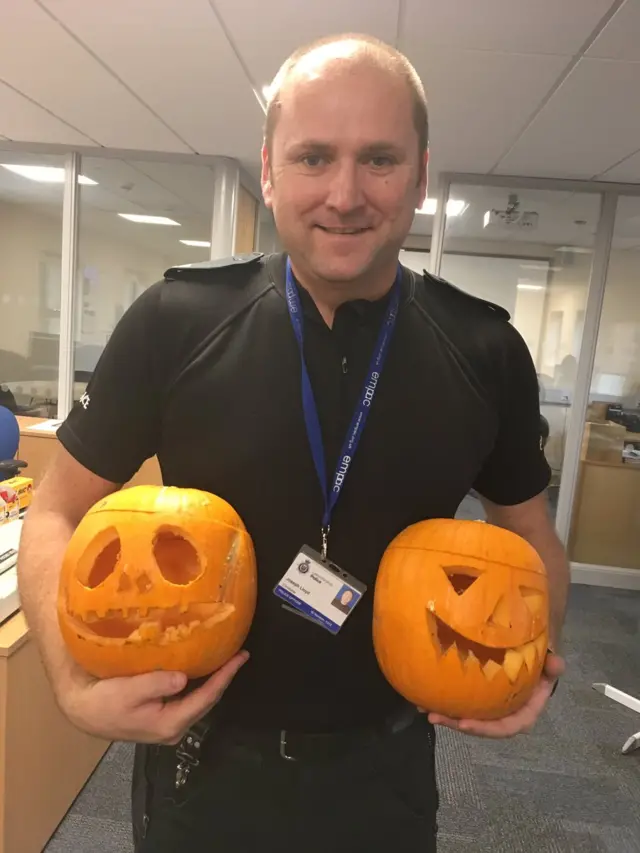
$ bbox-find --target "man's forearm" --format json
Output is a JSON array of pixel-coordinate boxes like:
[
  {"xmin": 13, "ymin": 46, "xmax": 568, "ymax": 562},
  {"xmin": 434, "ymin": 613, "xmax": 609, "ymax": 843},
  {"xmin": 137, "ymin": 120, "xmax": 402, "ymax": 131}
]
[
  {"xmin": 17, "ymin": 509, "xmax": 88, "ymax": 707},
  {"xmin": 521, "ymin": 525, "xmax": 569, "ymax": 651},
  {"xmin": 482, "ymin": 494, "xmax": 570, "ymax": 651}
]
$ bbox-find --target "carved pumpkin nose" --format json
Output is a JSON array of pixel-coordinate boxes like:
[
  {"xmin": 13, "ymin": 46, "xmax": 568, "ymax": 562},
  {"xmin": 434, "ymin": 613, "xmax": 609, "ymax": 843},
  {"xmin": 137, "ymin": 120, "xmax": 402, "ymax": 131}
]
[
  {"xmin": 373, "ymin": 518, "xmax": 549, "ymax": 721},
  {"xmin": 116, "ymin": 571, "xmax": 133, "ymax": 594}
]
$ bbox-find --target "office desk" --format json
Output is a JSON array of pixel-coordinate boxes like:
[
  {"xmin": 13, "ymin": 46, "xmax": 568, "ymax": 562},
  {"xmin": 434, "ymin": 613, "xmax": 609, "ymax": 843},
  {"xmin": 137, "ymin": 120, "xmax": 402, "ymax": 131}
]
[
  {"xmin": 569, "ymin": 459, "xmax": 640, "ymax": 570},
  {"xmin": 0, "ymin": 613, "xmax": 110, "ymax": 853},
  {"xmin": 16, "ymin": 416, "xmax": 162, "ymax": 487},
  {"xmin": 0, "ymin": 418, "xmax": 162, "ymax": 852}
]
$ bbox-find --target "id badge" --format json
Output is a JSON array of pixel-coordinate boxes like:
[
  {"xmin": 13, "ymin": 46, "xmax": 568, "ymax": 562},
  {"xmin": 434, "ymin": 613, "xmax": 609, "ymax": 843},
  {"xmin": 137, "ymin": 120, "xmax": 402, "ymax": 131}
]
[{"xmin": 273, "ymin": 545, "xmax": 367, "ymax": 634}]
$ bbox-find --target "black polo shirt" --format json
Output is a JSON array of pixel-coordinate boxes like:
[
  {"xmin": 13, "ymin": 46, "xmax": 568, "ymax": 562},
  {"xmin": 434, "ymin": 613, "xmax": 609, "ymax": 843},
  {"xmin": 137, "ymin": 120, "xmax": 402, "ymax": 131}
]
[{"xmin": 58, "ymin": 252, "xmax": 550, "ymax": 733}]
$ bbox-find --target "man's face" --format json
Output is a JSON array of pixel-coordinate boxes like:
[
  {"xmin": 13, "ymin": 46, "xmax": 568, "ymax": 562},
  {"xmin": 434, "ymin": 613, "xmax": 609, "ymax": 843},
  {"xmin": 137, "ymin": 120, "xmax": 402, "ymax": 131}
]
[
  {"xmin": 262, "ymin": 61, "xmax": 428, "ymax": 285},
  {"xmin": 340, "ymin": 589, "xmax": 354, "ymax": 606}
]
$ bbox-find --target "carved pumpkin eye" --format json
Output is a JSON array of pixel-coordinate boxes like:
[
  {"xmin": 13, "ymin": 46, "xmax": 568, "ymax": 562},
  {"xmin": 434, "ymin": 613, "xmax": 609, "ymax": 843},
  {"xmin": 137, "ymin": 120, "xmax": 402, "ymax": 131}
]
[
  {"xmin": 444, "ymin": 566, "xmax": 480, "ymax": 595},
  {"xmin": 520, "ymin": 586, "xmax": 545, "ymax": 617},
  {"xmin": 86, "ymin": 529, "xmax": 121, "ymax": 588},
  {"xmin": 153, "ymin": 527, "xmax": 202, "ymax": 585}
]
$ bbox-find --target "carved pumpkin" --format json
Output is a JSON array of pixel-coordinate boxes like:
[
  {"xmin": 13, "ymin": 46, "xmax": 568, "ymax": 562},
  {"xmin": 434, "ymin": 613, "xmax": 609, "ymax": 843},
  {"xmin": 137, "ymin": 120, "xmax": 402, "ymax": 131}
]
[
  {"xmin": 373, "ymin": 519, "xmax": 549, "ymax": 720},
  {"xmin": 58, "ymin": 485, "xmax": 257, "ymax": 679}
]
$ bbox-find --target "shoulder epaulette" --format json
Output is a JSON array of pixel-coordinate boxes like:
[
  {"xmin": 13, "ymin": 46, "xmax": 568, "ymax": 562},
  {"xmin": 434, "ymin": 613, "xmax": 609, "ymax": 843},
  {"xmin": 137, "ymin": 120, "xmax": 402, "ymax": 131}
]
[
  {"xmin": 164, "ymin": 252, "xmax": 264, "ymax": 281},
  {"xmin": 420, "ymin": 270, "xmax": 511, "ymax": 321}
]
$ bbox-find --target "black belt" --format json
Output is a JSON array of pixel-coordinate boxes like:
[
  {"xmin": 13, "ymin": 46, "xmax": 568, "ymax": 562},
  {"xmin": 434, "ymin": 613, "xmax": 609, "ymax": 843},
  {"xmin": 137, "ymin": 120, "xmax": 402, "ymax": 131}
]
[{"xmin": 174, "ymin": 703, "xmax": 421, "ymax": 788}]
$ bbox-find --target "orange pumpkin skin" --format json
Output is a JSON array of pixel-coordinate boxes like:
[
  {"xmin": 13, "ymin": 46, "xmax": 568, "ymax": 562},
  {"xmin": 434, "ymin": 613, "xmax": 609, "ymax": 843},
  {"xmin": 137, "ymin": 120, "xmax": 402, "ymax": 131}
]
[
  {"xmin": 58, "ymin": 485, "xmax": 257, "ymax": 679},
  {"xmin": 373, "ymin": 519, "xmax": 549, "ymax": 720}
]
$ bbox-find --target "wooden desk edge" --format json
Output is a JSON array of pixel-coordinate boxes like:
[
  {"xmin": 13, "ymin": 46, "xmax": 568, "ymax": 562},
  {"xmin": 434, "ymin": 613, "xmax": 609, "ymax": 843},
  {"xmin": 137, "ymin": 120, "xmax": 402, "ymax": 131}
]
[
  {"xmin": 17, "ymin": 415, "xmax": 59, "ymax": 440},
  {"xmin": 0, "ymin": 612, "xmax": 30, "ymax": 657}
]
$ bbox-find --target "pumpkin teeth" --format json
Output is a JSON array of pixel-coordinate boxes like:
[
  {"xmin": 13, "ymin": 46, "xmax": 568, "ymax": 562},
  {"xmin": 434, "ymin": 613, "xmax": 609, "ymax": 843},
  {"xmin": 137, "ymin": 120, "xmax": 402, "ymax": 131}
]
[
  {"xmin": 483, "ymin": 659, "xmax": 503, "ymax": 681},
  {"xmin": 464, "ymin": 649, "xmax": 479, "ymax": 671},
  {"xmin": 502, "ymin": 649, "xmax": 525, "ymax": 683},
  {"xmin": 534, "ymin": 634, "xmax": 547, "ymax": 663},
  {"xmin": 519, "ymin": 641, "xmax": 537, "ymax": 673}
]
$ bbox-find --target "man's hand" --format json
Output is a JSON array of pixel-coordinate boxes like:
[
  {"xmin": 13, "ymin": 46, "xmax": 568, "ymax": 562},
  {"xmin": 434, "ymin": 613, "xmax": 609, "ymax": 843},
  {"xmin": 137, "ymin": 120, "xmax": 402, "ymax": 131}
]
[
  {"xmin": 427, "ymin": 652, "xmax": 564, "ymax": 738},
  {"xmin": 62, "ymin": 651, "xmax": 249, "ymax": 745}
]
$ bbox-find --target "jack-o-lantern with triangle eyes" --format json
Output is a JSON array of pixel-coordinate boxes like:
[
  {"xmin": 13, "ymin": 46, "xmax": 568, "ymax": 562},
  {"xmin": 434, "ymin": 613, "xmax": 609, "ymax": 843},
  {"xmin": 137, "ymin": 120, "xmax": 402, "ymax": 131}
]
[
  {"xmin": 373, "ymin": 518, "xmax": 549, "ymax": 720},
  {"xmin": 58, "ymin": 485, "xmax": 257, "ymax": 680}
]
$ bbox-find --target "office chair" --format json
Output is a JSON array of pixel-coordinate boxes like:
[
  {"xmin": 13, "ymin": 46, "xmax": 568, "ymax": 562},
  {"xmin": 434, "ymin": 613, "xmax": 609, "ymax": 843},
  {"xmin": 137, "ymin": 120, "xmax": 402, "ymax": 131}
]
[
  {"xmin": 592, "ymin": 683, "xmax": 640, "ymax": 754},
  {"xmin": 0, "ymin": 406, "xmax": 27, "ymax": 482}
]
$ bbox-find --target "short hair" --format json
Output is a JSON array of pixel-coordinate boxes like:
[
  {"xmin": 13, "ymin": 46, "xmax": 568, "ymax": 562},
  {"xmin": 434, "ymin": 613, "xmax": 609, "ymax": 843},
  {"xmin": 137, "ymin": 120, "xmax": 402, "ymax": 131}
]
[{"xmin": 264, "ymin": 33, "xmax": 429, "ymax": 158}]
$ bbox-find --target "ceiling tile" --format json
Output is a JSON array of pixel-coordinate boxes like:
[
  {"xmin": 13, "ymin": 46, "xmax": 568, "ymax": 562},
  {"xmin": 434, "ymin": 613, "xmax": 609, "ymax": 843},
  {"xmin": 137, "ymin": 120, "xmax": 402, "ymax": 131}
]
[
  {"xmin": 408, "ymin": 48, "xmax": 568, "ymax": 175},
  {"xmin": 588, "ymin": 0, "xmax": 640, "ymax": 60},
  {"xmin": 496, "ymin": 57, "xmax": 640, "ymax": 178},
  {"xmin": 599, "ymin": 147, "xmax": 640, "ymax": 182},
  {"xmin": 38, "ymin": 0, "xmax": 266, "ymax": 159},
  {"xmin": 401, "ymin": 0, "xmax": 617, "ymax": 55},
  {"xmin": 0, "ymin": 0, "xmax": 191, "ymax": 152},
  {"xmin": 213, "ymin": 0, "xmax": 400, "ymax": 89},
  {"xmin": 79, "ymin": 158, "xmax": 216, "ymax": 218},
  {"xmin": 0, "ymin": 80, "xmax": 96, "ymax": 146}
]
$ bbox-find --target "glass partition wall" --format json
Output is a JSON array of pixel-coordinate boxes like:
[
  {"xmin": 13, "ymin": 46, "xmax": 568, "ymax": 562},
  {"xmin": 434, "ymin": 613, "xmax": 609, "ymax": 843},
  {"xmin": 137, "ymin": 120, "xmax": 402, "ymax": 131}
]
[
  {"xmin": 405, "ymin": 184, "xmax": 602, "ymax": 522},
  {"xmin": 3, "ymin": 146, "xmax": 640, "ymax": 588},
  {"xmin": 422, "ymin": 175, "xmax": 640, "ymax": 588},
  {"xmin": 0, "ymin": 148, "xmax": 65, "ymax": 417},
  {"xmin": 568, "ymin": 196, "xmax": 640, "ymax": 576}
]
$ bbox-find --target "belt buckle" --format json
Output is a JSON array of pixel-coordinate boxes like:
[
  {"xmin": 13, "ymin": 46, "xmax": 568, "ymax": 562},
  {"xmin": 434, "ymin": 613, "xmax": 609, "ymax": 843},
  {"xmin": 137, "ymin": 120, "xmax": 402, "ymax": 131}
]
[{"xmin": 279, "ymin": 729, "xmax": 297, "ymax": 762}]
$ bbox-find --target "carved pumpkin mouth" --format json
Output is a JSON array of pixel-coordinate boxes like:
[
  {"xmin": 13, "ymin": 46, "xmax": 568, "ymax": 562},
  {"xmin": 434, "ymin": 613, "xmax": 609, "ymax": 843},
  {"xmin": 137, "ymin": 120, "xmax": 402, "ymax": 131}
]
[
  {"xmin": 68, "ymin": 602, "xmax": 236, "ymax": 644},
  {"xmin": 427, "ymin": 611, "xmax": 546, "ymax": 684}
]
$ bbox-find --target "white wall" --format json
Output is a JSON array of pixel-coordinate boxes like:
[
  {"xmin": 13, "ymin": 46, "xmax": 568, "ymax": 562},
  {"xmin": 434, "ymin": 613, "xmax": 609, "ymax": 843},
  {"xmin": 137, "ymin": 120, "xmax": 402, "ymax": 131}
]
[{"xmin": 0, "ymin": 200, "xmax": 204, "ymax": 378}]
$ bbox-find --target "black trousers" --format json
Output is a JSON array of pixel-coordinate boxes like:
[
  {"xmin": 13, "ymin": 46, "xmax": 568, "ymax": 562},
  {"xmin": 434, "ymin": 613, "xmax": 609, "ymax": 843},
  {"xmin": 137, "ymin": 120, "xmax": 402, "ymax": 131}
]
[{"xmin": 133, "ymin": 713, "xmax": 439, "ymax": 852}]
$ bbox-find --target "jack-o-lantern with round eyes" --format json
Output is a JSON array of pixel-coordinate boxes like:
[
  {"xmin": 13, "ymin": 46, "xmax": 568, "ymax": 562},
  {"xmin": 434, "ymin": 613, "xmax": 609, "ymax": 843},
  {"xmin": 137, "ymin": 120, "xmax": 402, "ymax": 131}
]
[
  {"xmin": 58, "ymin": 485, "xmax": 257, "ymax": 679},
  {"xmin": 373, "ymin": 518, "xmax": 549, "ymax": 720}
]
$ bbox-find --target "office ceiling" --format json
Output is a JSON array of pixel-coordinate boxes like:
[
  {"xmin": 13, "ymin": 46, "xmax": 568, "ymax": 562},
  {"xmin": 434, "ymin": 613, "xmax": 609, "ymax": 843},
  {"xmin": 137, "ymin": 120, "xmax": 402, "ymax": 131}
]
[
  {"xmin": 1, "ymin": 0, "xmax": 640, "ymax": 254},
  {"xmin": 1, "ymin": 0, "xmax": 639, "ymax": 182}
]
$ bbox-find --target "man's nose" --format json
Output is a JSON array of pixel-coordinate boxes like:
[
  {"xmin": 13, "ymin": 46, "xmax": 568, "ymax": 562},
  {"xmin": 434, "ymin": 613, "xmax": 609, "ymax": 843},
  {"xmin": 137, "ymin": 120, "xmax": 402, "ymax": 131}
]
[{"xmin": 325, "ymin": 161, "xmax": 366, "ymax": 214}]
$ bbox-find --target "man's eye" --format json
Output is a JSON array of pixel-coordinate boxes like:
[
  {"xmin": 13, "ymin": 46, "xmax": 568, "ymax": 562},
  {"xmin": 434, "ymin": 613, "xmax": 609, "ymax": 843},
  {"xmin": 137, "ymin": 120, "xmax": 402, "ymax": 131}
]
[
  {"xmin": 370, "ymin": 156, "xmax": 395, "ymax": 168},
  {"xmin": 301, "ymin": 155, "xmax": 325, "ymax": 167}
]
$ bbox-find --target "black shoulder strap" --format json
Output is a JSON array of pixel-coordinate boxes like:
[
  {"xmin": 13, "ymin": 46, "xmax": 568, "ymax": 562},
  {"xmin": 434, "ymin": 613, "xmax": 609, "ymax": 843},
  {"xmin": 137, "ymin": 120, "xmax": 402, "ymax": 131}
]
[
  {"xmin": 408, "ymin": 266, "xmax": 513, "ymax": 409},
  {"xmin": 154, "ymin": 253, "xmax": 274, "ymax": 396},
  {"xmin": 420, "ymin": 269, "xmax": 511, "ymax": 321},
  {"xmin": 164, "ymin": 252, "xmax": 264, "ymax": 282}
]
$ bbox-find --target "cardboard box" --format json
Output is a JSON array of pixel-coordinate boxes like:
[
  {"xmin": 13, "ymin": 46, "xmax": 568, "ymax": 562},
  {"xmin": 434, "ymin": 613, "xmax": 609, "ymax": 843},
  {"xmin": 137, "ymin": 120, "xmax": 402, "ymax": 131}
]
[
  {"xmin": 0, "ymin": 476, "xmax": 34, "ymax": 522},
  {"xmin": 0, "ymin": 491, "xmax": 19, "ymax": 525}
]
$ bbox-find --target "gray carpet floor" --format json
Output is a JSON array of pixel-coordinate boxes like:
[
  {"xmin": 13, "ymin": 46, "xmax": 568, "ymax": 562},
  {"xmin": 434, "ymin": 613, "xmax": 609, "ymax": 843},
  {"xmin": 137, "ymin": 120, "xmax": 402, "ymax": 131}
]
[{"xmin": 45, "ymin": 584, "xmax": 640, "ymax": 853}]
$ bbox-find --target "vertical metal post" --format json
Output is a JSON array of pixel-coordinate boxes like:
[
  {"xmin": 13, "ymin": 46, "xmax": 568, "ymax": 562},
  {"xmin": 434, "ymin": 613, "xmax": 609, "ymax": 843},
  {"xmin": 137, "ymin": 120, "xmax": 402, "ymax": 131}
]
[
  {"xmin": 210, "ymin": 158, "xmax": 240, "ymax": 259},
  {"xmin": 554, "ymin": 192, "xmax": 618, "ymax": 545},
  {"xmin": 429, "ymin": 176, "xmax": 450, "ymax": 276},
  {"xmin": 57, "ymin": 152, "xmax": 80, "ymax": 419}
]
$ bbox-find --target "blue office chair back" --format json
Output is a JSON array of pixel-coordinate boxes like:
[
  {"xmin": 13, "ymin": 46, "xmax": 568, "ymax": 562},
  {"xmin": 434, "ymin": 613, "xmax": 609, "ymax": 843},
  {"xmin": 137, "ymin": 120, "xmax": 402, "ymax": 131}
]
[{"xmin": 0, "ymin": 405, "xmax": 26, "ymax": 481}]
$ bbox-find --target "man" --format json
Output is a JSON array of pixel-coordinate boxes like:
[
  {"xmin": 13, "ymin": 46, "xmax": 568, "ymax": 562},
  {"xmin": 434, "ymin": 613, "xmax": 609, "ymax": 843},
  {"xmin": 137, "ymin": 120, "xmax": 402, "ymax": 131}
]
[
  {"xmin": 17, "ymin": 33, "xmax": 567, "ymax": 853},
  {"xmin": 332, "ymin": 586, "xmax": 357, "ymax": 614}
]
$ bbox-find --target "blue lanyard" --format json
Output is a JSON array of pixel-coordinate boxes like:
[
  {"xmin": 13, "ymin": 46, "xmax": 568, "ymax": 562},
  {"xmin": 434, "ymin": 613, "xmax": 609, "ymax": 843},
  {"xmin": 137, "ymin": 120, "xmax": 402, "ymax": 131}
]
[{"xmin": 285, "ymin": 258, "xmax": 402, "ymax": 558}]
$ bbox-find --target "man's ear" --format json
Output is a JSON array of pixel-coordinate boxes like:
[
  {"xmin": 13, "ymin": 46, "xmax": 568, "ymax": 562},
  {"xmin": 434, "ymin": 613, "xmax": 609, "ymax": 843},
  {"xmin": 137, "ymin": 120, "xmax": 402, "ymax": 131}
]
[
  {"xmin": 261, "ymin": 143, "xmax": 273, "ymax": 209},
  {"xmin": 417, "ymin": 148, "xmax": 429, "ymax": 200}
]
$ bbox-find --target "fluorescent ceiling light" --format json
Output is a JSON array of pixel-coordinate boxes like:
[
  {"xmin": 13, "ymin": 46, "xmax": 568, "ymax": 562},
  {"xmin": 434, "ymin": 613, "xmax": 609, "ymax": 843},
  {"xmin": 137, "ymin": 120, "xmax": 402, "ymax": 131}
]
[
  {"xmin": 416, "ymin": 198, "xmax": 467, "ymax": 217},
  {"xmin": 118, "ymin": 213, "xmax": 181, "ymax": 226},
  {"xmin": 180, "ymin": 239, "xmax": 211, "ymax": 247},
  {"xmin": 521, "ymin": 263, "xmax": 562, "ymax": 272},
  {"xmin": 557, "ymin": 246, "xmax": 592, "ymax": 254},
  {"xmin": 1, "ymin": 164, "xmax": 97, "ymax": 184},
  {"xmin": 517, "ymin": 283, "xmax": 544, "ymax": 291}
]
